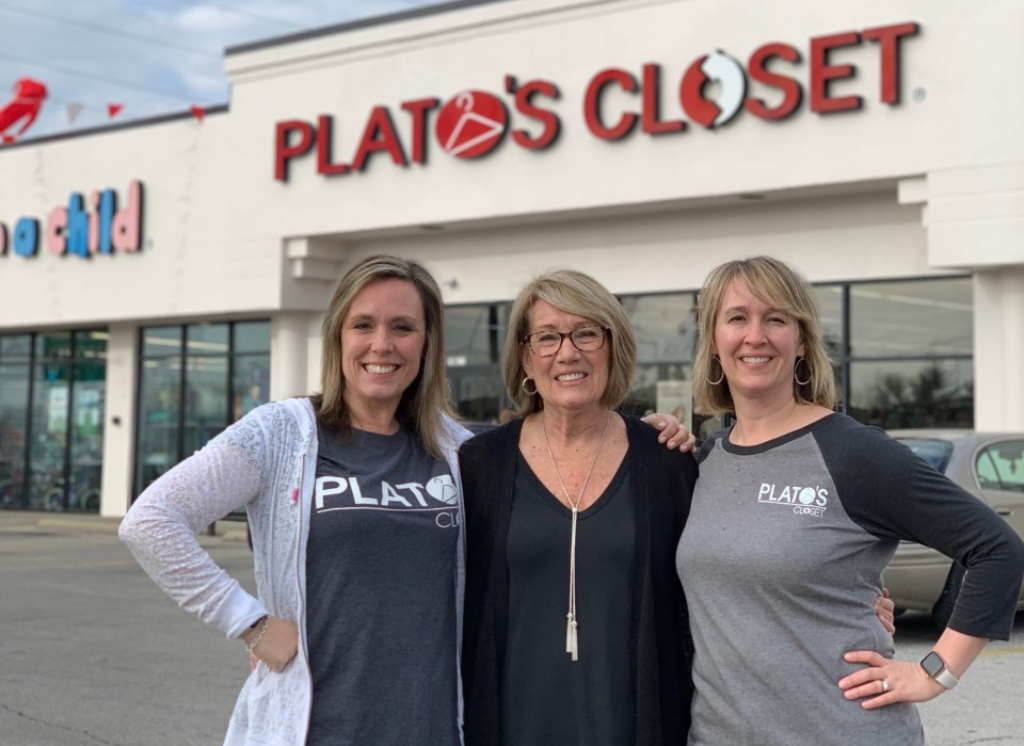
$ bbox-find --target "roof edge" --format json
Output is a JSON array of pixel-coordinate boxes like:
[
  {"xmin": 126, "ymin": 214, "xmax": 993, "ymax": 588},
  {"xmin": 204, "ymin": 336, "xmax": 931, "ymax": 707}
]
[{"xmin": 225, "ymin": 0, "xmax": 515, "ymax": 57}]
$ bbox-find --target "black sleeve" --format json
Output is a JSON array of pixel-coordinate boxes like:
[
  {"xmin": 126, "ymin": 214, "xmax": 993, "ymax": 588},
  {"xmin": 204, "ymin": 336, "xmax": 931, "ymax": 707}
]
[
  {"xmin": 816, "ymin": 417, "xmax": 1024, "ymax": 640},
  {"xmin": 458, "ymin": 422, "xmax": 518, "ymax": 746}
]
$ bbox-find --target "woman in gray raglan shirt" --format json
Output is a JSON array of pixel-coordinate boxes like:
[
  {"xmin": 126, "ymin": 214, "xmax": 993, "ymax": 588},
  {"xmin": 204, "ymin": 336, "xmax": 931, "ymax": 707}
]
[{"xmin": 677, "ymin": 256, "xmax": 1024, "ymax": 746}]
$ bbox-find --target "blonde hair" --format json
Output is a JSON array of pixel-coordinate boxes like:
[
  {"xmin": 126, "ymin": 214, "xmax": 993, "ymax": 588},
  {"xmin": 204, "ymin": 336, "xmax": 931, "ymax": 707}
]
[
  {"xmin": 312, "ymin": 255, "xmax": 456, "ymax": 458},
  {"xmin": 692, "ymin": 256, "xmax": 836, "ymax": 416},
  {"xmin": 503, "ymin": 270, "xmax": 637, "ymax": 417}
]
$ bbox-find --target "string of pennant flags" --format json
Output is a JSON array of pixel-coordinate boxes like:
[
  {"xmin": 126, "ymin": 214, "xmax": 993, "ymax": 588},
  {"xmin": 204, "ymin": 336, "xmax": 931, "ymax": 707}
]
[
  {"xmin": 0, "ymin": 76, "xmax": 206, "ymax": 144},
  {"xmin": 61, "ymin": 99, "xmax": 205, "ymax": 125}
]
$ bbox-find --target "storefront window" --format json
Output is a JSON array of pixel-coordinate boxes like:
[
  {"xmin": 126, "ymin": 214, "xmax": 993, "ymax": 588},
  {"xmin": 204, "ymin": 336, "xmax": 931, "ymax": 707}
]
[
  {"xmin": 69, "ymin": 332, "xmax": 107, "ymax": 512},
  {"xmin": 445, "ymin": 304, "xmax": 508, "ymax": 424},
  {"xmin": 135, "ymin": 320, "xmax": 270, "ymax": 496},
  {"xmin": 850, "ymin": 279, "xmax": 973, "ymax": 357},
  {"xmin": 0, "ymin": 336, "xmax": 32, "ymax": 509},
  {"xmin": 0, "ymin": 330, "xmax": 106, "ymax": 512},
  {"xmin": 232, "ymin": 321, "xmax": 270, "ymax": 421},
  {"xmin": 848, "ymin": 359, "xmax": 973, "ymax": 429},
  {"xmin": 437, "ymin": 278, "xmax": 972, "ymax": 438},
  {"xmin": 814, "ymin": 285, "xmax": 845, "ymax": 363},
  {"xmin": 814, "ymin": 277, "xmax": 972, "ymax": 429},
  {"xmin": 29, "ymin": 334, "xmax": 71, "ymax": 510},
  {"xmin": 620, "ymin": 293, "xmax": 697, "ymax": 423},
  {"xmin": 184, "ymin": 324, "xmax": 229, "ymax": 456}
]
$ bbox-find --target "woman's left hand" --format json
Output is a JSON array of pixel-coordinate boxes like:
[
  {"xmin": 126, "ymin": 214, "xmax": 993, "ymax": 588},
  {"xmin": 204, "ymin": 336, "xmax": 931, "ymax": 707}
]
[
  {"xmin": 875, "ymin": 588, "xmax": 896, "ymax": 635},
  {"xmin": 642, "ymin": 413, "xmax": 696, "ymax": 453},
  {"xmin": 838, "ymin": 651, "xmax": 945, "ymax": 708}
]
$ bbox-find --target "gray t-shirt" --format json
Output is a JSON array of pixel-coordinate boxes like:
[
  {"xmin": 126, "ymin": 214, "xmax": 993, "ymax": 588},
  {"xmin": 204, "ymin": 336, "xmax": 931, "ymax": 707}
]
[
  {"xmin": 677, "ymin": 413, "xmax": 1024, "ymax": 746},
  {"xmin": 306, "ymin": 422, "xmax": 460, "ymax": 746}
]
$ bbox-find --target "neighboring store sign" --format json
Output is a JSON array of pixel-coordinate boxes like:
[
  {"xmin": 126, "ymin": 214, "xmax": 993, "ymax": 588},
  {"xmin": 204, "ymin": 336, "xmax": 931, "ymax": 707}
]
[
  {"xmin": 0, "ymin": 180, "xmax": 144, "ymax": 259},
  {"xmin": 274, "ymin": 21, "xmax": 918, "ymax": 181}
]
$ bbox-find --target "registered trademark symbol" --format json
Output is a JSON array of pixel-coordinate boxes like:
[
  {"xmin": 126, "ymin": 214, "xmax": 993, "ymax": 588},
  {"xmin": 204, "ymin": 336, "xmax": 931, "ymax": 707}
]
[{"xmin": 913, "ymin": 87, "xmax": 927, "ymax": 103}]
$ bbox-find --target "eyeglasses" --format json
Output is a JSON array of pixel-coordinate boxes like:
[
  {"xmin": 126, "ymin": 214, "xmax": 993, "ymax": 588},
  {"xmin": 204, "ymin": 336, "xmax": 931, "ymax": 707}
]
[{"xmin": 523, "ymin": 326, "xmax": 608, "ymax": 357}]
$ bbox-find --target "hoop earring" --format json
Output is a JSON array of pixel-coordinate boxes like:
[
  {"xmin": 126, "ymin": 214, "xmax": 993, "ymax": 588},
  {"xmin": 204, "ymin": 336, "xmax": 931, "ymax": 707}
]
[
  {"xmin": 521, "ymin": 377, "xmax": 538, "ymax": 396},
  {"xmin": 708, "ymin": 356, "xmax": 725, "ymax": 386},
  {"xmin": 794, "ymin": 357, "xmax": 812, "ymax": 387}
]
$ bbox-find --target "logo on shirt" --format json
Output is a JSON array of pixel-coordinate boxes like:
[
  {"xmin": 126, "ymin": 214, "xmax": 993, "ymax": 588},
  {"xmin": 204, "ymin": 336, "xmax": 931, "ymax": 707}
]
[
  {"xmin": 314, "ymin": 474, "xmax": 460, "ymax": 528},
  {"xmin": 426, "ymin": 474, "xmax": 458, "ymax": 504},
  {"xmin": 756, "ymin": 482, "xmax": 828, "ymax": 518}
]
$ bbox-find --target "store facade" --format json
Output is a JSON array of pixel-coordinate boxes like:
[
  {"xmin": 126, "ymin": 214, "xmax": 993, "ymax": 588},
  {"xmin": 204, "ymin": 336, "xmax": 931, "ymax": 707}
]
[{"xmin": 0, "ymin": 0, "xmax": 1021, "ymax": 518}]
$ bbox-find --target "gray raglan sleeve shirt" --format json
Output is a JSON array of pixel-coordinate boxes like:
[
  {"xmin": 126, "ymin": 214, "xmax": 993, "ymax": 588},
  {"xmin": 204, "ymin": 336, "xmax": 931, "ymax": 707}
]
[
  {"xmin": 677, "ymin": 412, "xmax": 1024, "ymax": 746},
  {"xmin": 816, "ymin": 415, "xmax": 1024, "ymax": 638}
]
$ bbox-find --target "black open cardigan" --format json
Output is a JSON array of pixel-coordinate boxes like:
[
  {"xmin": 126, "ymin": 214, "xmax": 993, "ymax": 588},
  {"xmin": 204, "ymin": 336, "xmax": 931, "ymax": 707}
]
[{"xmin": 459, "ymin": 415, "xmax": 697, "ymax": 746}]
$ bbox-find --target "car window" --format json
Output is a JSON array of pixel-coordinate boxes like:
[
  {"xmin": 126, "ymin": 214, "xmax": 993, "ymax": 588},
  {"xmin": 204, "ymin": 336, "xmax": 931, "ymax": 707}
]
[
  {"xmin": 896, "ymin": 438, "xmax": 953, "ymax": 473},
  {"xmin": 975, "ymin": 440, "xmax": 1024, "ymax": 492}
]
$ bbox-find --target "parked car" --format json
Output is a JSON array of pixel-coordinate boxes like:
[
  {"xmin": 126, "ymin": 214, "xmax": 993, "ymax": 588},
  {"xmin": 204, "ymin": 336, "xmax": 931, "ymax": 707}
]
[{"xmin": 882, "ymin": 430, "xmax": 1024, "ymax": 629}]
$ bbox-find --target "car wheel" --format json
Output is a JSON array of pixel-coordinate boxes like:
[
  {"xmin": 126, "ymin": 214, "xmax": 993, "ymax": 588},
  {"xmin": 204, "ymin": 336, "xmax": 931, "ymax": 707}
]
[{"xmin": 931, "ymin": 562, "xmax": 966, "ymax": 632}]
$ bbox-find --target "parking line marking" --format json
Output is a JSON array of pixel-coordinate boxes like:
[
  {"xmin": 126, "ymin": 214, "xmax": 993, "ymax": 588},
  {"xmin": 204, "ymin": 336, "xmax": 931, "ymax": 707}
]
[{"xmin": 979, "ymin": 645, "xmax": 1024, "ymax": 658}]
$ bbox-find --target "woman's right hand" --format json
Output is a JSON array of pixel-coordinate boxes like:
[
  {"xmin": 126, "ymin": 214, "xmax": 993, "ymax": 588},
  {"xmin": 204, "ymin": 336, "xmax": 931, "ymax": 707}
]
[
  {"xmin": 244, "ymin": 616, "xmax": 299, "ymax": 673},
  {"xmin": 641, "ymin": 412, "xmax": 697, "ymax": 453}
]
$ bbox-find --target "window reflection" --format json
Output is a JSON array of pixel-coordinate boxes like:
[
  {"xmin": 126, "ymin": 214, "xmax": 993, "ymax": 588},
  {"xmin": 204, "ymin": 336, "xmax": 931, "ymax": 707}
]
[
  {"xmin": 847, "ymin": 359, "xmax": 973, "ymax": 429},
  {"xmin": 445, "ymin": 305, "xmax": 505, "ymax": 367},
  {"xmin": 620, "ymin": 294, "xmax": 696, "ymax": 365},
  {"xmin": 813, "ymin": 285, "xmax": 844, "ymax": 364},
  {"xmin": 445, "ymin": 304, "xmax": 507, "ymax": 424},
  {"xmin": 619, "ymin": 293, "xmax": 696, "ymax": 424},
  {"xmin": 0, "ymin": 336, "xmax": 31, "ymax": 509},
  {"xmin": 135, "ymin": 320, "xmax": 271, "ymax": 497},
  {"xmin": 1, "ymin": 330, "xmax": 109, "ymax": 512},
  {"xmin": 850, "ymin": 279, "xmax": 972, "ymax": 358},
  {"xmin": 434, "ymin": 278, "xmax": 975, "ymax": 438}
]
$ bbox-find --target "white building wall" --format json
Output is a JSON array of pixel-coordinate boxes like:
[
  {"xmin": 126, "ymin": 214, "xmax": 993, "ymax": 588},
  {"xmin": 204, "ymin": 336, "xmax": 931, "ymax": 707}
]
[
  {"xmin": 0, "ymin": 114, "xmax": 284, "ymax": 329},
  {"xmin": 222, "ymin": 0, "xmax": 1024, "ymax": 241},
  {"xmin": 974, "ymin": 269, "xmax": 1024, "ymax": 431},
  {"xmin": 1, "ymin": 0, "xmax": 1022, "ymax": 517}
]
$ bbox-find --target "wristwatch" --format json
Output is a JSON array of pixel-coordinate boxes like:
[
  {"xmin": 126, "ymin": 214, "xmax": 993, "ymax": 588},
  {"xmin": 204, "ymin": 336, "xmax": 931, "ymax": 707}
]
[{"xmin": 920, "ymin": 651, "xmax": 959, "ymax": 690}]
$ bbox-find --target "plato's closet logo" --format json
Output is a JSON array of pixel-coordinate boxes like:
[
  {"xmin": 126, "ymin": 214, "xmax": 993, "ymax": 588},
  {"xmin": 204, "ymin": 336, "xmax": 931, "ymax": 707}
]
[
  {"xmin": 314, "ymin": 473, "xmax": 459, "ymax": 528},
  {"xmin": 273, "ymin": 22, "xmax": 920, "ymax": 181},
  {"xmin": 756, "ymin": 482, "xmax": 829, "ymax": 518},
  {"xmin": 435, "ymin": 90, "xmax": 508, "ymax": 158}
]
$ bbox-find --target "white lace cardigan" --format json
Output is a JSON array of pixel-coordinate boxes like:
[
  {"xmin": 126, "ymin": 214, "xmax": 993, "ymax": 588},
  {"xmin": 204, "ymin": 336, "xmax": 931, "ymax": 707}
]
[{"xmin": 120, "ymin": 397, "xmax": 472, "ymax": 746}]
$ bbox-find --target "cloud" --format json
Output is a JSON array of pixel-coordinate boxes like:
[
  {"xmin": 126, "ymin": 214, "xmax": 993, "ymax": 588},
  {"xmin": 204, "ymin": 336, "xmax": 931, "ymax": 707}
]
[{"xmin": 175, "ymin": 6, "xmax": 256, "ymax": 34}]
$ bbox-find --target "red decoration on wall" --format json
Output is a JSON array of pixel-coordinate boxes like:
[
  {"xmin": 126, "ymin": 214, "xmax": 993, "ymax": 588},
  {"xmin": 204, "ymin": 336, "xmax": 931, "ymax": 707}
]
[
  {"xmin": 190, "ymin": 106, "xmax": 205, "ymax": 123},
  {"xmin": 0, "ymin": 78, "xmax": 47, "ymax": 144},
  {"xmin": 107, "ymin": 104, "xmax": 124, "ymax": 119}
]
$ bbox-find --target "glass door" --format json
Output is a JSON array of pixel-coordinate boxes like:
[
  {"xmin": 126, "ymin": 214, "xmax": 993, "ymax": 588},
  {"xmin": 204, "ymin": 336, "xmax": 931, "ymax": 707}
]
[
  {"xmin": 25, "ymin": 330, "xmax": 107, "ymax": 512},
  {"xmin": 0, "ymin": 335, "xmax": 32, "ymax": 509},
  {"xmin": 27, "ymin": 333, "xmax": 71, "ymax": 510}
]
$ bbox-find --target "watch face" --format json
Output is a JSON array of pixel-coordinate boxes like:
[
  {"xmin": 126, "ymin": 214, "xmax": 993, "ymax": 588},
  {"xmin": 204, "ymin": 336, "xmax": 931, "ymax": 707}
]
[{"xmin": 921, "ymin": 651, "xmax": 945, "ymax": 677}]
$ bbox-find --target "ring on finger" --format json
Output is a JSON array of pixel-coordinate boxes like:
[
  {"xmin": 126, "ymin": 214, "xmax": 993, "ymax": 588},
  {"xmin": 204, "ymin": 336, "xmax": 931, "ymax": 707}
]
[{"xmin": 881, "ymin": 679, "xmax": 889, "ymax": 693}]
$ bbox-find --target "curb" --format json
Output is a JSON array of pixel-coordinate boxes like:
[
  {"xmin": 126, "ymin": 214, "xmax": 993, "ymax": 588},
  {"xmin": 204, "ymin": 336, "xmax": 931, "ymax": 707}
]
[{"xmin": 1, "ymin": 513, "xmax": 249, "ymax": 543}]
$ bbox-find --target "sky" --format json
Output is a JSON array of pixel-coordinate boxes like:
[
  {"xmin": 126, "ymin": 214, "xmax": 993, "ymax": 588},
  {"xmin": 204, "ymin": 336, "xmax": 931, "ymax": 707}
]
[{"xmin": 0, "ymin": 0, "xmax": 456, "ymax": 141}]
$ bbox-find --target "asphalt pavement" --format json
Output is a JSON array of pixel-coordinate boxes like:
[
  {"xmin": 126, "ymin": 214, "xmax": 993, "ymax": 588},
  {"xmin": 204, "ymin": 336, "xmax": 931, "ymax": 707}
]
[{"xmin": 1, "ymin": 511, "xmax": 1022, "ymax": 746}]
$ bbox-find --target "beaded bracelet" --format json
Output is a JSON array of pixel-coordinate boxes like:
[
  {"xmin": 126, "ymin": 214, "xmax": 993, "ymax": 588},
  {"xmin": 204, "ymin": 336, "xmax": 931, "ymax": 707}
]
[{"xmin": 244, "ymin": 615, "xmax": 271, "ymax": 654}]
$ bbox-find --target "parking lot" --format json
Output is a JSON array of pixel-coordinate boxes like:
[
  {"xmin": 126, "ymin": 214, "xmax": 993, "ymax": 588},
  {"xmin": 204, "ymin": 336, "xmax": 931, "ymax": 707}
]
[{"xmin": 1, "ymin": 514, "xmax": 1022, "ymax": 746}]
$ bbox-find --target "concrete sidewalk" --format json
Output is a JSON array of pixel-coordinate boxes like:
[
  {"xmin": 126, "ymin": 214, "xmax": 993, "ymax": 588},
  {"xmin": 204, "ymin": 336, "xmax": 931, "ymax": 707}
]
[{"xmin": 0, "ymin": 509, "xmax": 249, "ymax": 542}]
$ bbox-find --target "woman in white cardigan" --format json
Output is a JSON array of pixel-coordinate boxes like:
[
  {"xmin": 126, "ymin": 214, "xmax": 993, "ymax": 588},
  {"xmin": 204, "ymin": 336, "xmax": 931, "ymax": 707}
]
[{"xmin": 121, "ymin": 256, "xmax": 474, "ymax": 746}]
